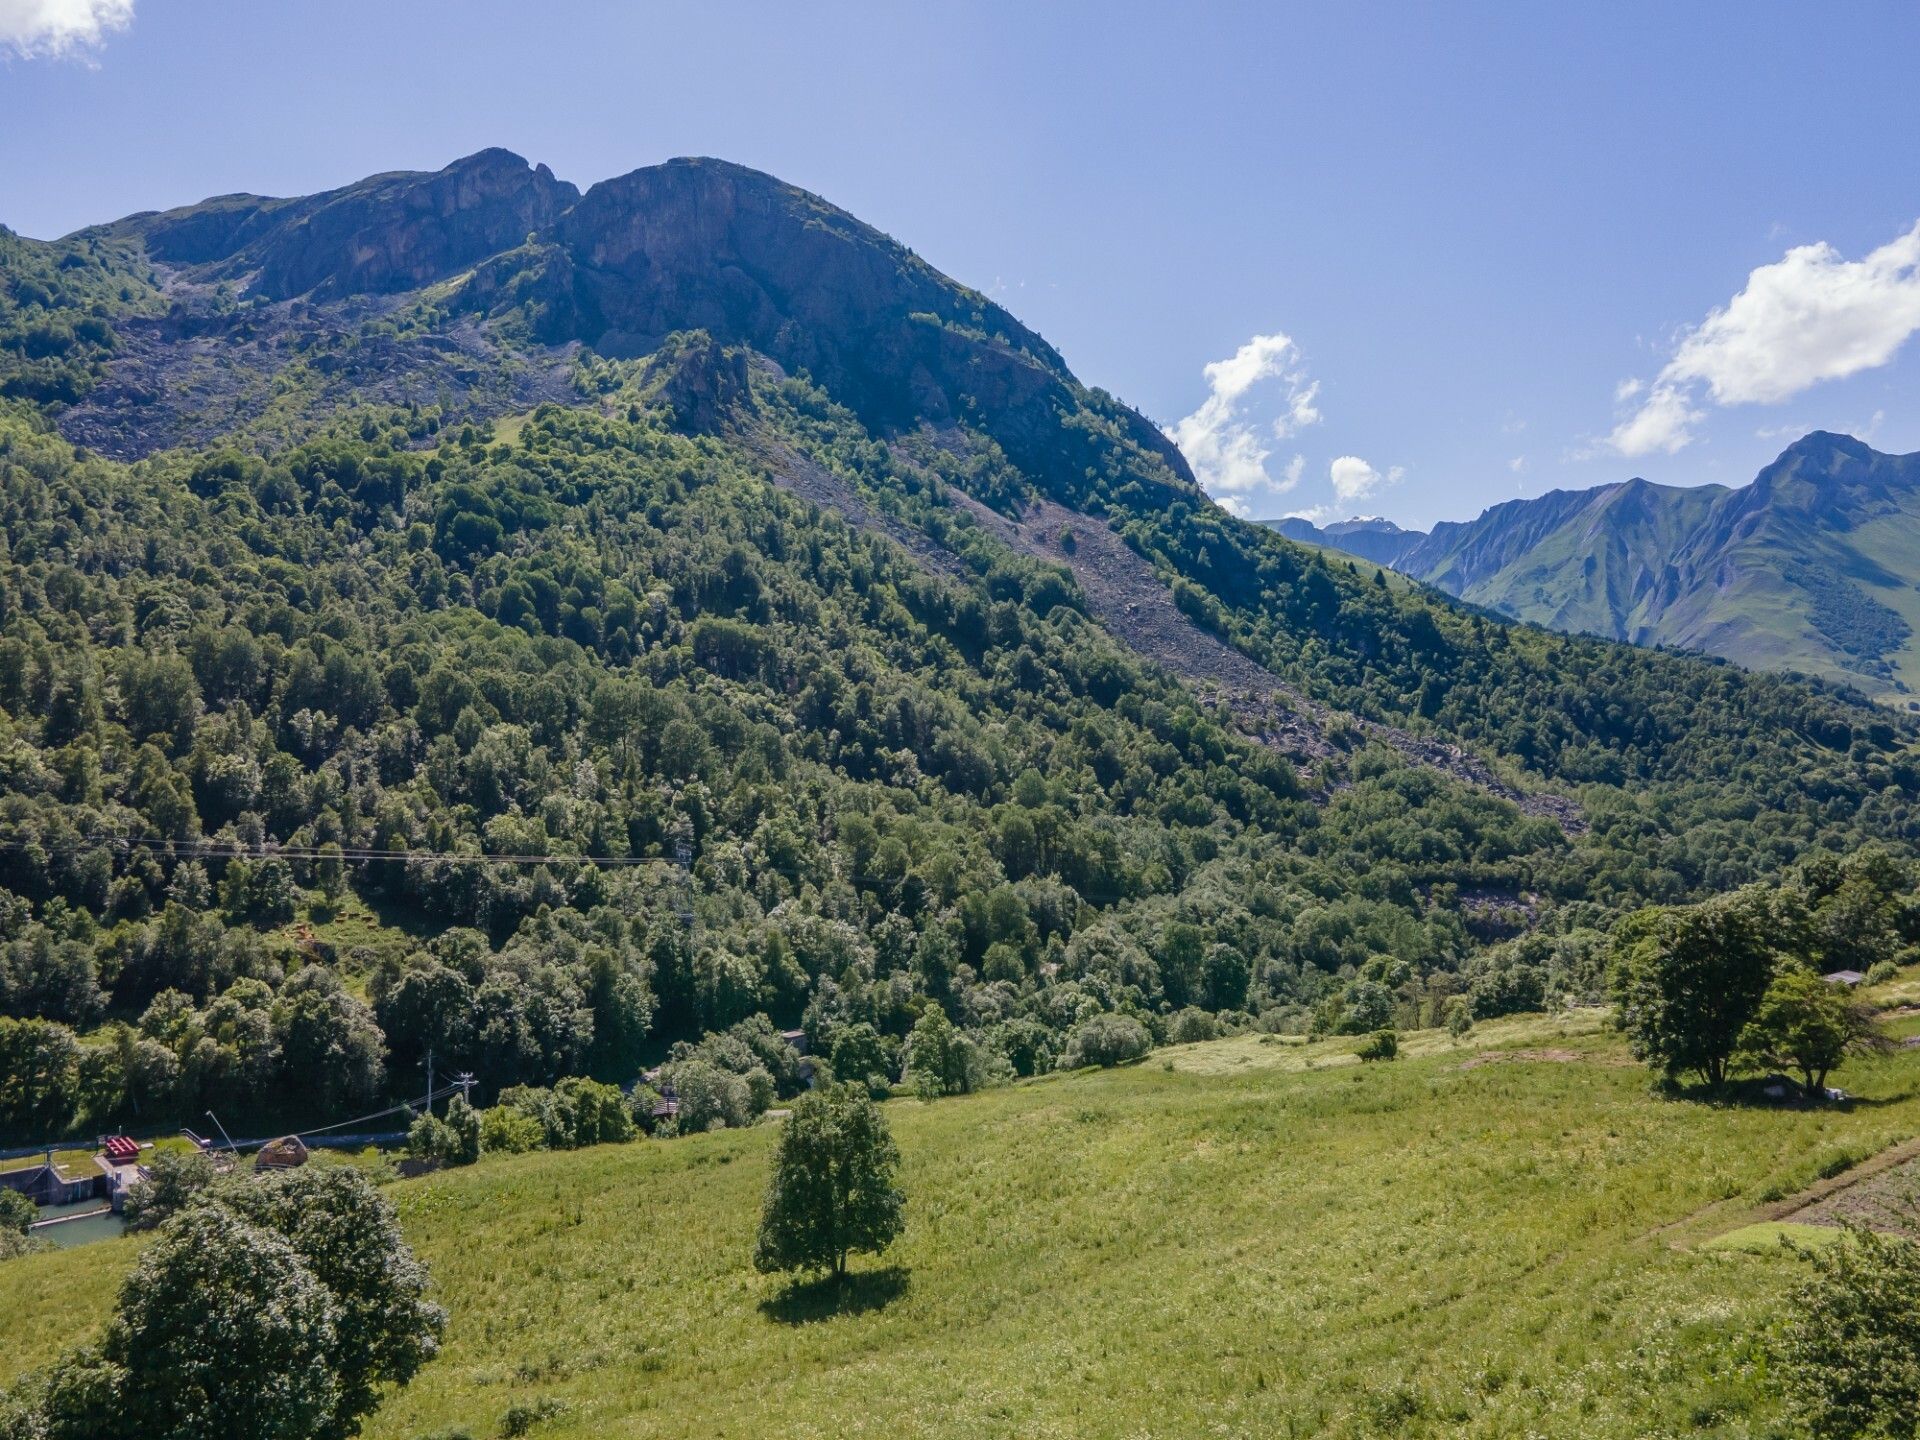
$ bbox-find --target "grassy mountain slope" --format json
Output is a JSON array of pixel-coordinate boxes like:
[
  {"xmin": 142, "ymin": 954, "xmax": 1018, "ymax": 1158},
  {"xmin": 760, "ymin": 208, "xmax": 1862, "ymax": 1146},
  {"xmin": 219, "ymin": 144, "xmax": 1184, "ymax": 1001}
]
[
  {"xmin": 0, "ymin": 153, "xmax": 1915, "ymax": 1142},
  {"xmin": 6, "ymin": 1005, "xmax": 1920, "ymax": 1438},
  {"xmin": 1279, "ymin": 434, "xmax": 1920, "ymax": 703}
]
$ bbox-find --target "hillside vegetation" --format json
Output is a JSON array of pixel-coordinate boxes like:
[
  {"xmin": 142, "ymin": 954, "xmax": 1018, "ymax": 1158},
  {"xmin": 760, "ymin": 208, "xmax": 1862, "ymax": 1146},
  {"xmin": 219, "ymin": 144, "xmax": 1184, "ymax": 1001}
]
[
  {"xmin": 0, "ymin": 152, "xmax": 1916, "ymax": 1146},
  {"xmin": 5, "ymin": 1008, "xmax": 1920, "ymax": 1439},
  {"xmin": 1278, "ymin": 434, "xmax": 1920, "ymax": 703}
]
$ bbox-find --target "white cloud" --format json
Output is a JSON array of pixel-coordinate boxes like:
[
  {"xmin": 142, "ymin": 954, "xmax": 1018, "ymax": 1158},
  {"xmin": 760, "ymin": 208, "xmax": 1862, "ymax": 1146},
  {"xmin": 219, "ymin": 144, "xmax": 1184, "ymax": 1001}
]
[
  {"xmin": 1329, "ymin": 455, "xmax": 1403, "ymax": 506},
  {"xmin": 1508, "ymin": 455, "xmax": 1527, "ymax": 473},
  {"xmin": 1608, "ymin": 382, "xmax": 1699, "ymax": 458},
  {"xmin": 0, "ymin": 0, "xmax": 134, "ymax": 58},
  {"xmin": 1169, "ymin": 333, "xmax": 1321, "ymax": 513},
  {"xmin": 1609, "ymin": 219, "xmax": 1920, "ymax": 457}
]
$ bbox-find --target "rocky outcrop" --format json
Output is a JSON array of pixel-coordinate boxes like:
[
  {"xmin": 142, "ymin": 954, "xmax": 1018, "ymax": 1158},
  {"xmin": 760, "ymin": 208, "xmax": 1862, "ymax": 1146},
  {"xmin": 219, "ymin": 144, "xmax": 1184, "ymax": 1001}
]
[
  {"xmin": 105, "ymin": 149, "xmax": 579, "ymax": 300},
  {"xmin": 635, "ymin": 330, "xmax": 754, "ymax": 434},
  {"xmin": 538, "ymin": 158, "xmax": 1195, "ymax": 502},
  {"xmin": 93, "ymin": 151, "xmax": 1197, "ymax": 508}
]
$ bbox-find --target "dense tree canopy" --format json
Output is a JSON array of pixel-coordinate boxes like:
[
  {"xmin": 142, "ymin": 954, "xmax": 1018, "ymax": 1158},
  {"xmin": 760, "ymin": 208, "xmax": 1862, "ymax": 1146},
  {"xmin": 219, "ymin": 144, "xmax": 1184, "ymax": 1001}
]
[{"xmin": 0, "ymin": 219, "xmax": 1915, "ymax": 1141}]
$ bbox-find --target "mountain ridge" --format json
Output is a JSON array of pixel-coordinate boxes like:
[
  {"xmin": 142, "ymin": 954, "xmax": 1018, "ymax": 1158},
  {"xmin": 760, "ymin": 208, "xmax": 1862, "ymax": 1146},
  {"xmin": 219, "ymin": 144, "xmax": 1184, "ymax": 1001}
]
[
  {"xmin": 1272, "ymin": 432, "xmax": 1920, "ymax": 700},
  {"xmin": 77, "ymin": 150, "xmax": 1194, "ymax": 509}
]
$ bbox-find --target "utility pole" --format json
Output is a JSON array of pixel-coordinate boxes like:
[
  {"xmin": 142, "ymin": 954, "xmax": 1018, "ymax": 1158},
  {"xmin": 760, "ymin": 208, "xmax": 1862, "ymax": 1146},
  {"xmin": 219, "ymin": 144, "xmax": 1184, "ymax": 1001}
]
[
  {"xmin": 455, "ymin": 1072, "xmax": 474, "ymax": 1108},
  {"xmin": 423, "ymin": 1047, "xmax": 435, "ymax": 1119},
  {"xmin": 205, "ymin": 1111, "xmax": 240, "ymax": 1154}
]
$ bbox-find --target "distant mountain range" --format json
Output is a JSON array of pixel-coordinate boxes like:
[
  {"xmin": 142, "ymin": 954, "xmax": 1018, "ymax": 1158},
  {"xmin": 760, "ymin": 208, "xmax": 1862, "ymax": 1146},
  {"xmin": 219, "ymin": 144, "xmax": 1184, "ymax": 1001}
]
[{"xmin": 1272, "ymin": 433, "xmax": 1920, "ymax": 702}]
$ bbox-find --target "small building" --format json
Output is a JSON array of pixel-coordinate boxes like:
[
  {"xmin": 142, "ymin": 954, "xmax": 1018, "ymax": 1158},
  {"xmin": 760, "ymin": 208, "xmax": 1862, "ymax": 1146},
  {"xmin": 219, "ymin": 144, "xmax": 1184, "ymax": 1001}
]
[
  {"xmin": 101, "ymin": 1136, "xmax": 140, "ymax": 1164},
  {"xmin": 650, "ymin": 1075, "xmax": 682, "ymax": 1124},
  {"xmin": 1823, "ymin": 970, "xmax": 1866, "ymax": 987},
  {"xmin": 779, "ymin": 1028, "xmax": 810, "ymax": 1057},
  {"xmin": 253, "ymin": 1135, "xmax": 310, "ymax": 1172}
]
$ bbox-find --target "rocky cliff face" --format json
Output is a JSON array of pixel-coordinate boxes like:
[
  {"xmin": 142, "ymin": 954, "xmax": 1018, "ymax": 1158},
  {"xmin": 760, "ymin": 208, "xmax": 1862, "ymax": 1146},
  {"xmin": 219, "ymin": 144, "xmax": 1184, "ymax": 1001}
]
[
  {"xmin": 107, "ymin": 149, "xmax": 580, "ymax": 300},
  {"xmin": 86, "ymin": 151, "xmax": 1194, "ymax": 505}
]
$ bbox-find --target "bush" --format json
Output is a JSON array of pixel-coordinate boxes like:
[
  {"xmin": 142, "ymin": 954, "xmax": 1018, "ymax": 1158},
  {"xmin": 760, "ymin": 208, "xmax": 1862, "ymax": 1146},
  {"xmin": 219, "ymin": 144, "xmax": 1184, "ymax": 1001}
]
[
  {"xmin": 499, "ymin": 1398, "xmax": 570, "ymax": 1435},
  {"xmin": 0, "ymin": 1189, "xmax": 35, "ymax": 1236},
  {"xmin": 1168, "ymin": 1007, "xmax": 1222, "ymax": 1045},
  {"xmin": 478, "ymin": 1105, "xmax": 546, "ymax": 1154},
  {"xmin": 1061, "ymin": 1013, "xmax": 1152, "ymax": 1069},
  {"xmin": 123, "ymin": 1149, "xmax": 218, "ymax": 1232},
  {"xmin": 1357, "ymin": 1028, "xmax": 1399, "ymax": 1062},
  {"xmin": 0, "ymin": 1226, "xmax": 50, "ymax": 1262},
  {"xmin": 661, "ymin": 1058, "xmax": 755, "ymax": 1132},
  {"xmin": 1865, "ymin": 958, "xmax": 1899, "ymax": 985},
  {"xmin": 441, "ymin": 1094, "xmax": 482, "ymax": 1165},
  {"xmin": 555, "ymin": 1076, "xmax": 635, "ymax": 1146},
  {"xmin": 1773, "ymin": 1218, "xmax": 1920, "ymax": 1439},
  {"xmin": 406, "ymin": 1113, "xmax": 457, "ymax": 1165}
]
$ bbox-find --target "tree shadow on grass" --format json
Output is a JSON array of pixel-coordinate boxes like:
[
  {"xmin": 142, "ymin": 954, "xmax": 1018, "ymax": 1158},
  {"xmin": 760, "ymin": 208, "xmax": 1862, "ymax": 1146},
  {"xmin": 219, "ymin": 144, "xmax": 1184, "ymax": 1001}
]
[
  {"xmin": 1669, "ymin": 1076, "xmax": 1915, "ymax": 1110},
  {"xmin": 759, "ymin": 1265, "xmax": 911, "ymax": 1325}
]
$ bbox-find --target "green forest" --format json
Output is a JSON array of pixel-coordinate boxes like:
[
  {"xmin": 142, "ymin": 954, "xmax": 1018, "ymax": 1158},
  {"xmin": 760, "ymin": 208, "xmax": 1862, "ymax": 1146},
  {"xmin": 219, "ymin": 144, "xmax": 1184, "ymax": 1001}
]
[{"xmin": 1, "ymin": 205, "xmax": 1917, "ymax": 1148}]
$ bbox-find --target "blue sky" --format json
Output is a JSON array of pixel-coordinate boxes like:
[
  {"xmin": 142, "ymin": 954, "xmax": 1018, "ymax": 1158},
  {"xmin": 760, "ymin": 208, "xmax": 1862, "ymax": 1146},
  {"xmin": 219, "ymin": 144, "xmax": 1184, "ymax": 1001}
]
[{"xmin": 4, "ymin": 1, "xmax": 1919, "ymax": 528}]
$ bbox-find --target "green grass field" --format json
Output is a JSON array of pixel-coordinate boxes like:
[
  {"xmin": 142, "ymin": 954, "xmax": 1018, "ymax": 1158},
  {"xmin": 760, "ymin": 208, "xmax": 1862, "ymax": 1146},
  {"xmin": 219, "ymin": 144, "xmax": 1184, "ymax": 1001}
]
[{"xmin": 4, "ymin": 1015, "xmax": 1918, "ymax": 1439}]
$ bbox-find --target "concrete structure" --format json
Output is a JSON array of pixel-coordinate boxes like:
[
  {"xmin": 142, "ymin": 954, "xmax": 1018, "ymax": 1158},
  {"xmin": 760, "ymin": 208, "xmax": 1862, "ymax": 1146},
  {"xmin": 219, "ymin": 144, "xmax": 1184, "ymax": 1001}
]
[
  {"xmin": 0, "ymin": 1153, "xmax": 102, "ymax": 1207},
  {"xmin": 0, "ymin": 1139, "xmax": 150, "ymax": 1214}
]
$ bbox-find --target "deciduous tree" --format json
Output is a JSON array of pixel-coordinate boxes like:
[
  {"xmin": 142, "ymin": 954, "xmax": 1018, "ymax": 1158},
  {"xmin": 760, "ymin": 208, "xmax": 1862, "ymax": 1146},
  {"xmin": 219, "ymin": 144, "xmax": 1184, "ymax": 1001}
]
[
  {"xmin": 1739, "ymin": 965, "xmax": 1883, "ymax": 1098},
  {"xmin": 754, "ymin": 1084, "xmax": 904, "ymax": 1281},
  {"xmin": 1610, "ymin": 891, "xmax": 1774, "ymax": 1087}
]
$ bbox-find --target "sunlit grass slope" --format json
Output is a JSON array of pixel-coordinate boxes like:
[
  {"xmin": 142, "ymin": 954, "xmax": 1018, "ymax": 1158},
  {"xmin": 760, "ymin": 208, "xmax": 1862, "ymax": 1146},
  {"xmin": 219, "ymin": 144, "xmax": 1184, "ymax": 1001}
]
[{"xmin": 5, "ymin": 1017, "xmax": 1919, "ymax": 1439}]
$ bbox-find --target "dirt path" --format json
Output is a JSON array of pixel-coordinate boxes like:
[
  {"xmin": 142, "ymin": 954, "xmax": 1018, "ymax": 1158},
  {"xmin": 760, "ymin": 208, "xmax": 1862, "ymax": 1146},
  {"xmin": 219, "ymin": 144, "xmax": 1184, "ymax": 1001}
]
[
  {"xmin": 1776, "ymin": 1138, "xmax": 1920, "ymax": 1228},
  {"xmin": 1652, "ymin": 1133, "xmax": 1920, "ymax": 1246}
]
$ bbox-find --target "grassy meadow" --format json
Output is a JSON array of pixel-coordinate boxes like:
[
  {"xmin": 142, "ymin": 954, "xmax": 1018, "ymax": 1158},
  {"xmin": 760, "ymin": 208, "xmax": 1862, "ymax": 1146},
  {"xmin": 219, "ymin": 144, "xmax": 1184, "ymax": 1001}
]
[{"xmin": 4, "ymin": 1012, "xmax": 1920, "ymax": 1439}]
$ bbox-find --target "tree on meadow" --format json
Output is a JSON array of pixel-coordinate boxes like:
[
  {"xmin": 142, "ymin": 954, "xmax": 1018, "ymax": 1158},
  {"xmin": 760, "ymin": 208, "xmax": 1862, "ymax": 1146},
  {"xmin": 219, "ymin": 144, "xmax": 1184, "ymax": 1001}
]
[
  {"xmin": 754, "ymin": 1083, "xmax": 904, "ymax": 1282},
  {"xmin": 1609, "ymin": 890, "xmax": 1775, "ymax": 1087},
  {"xmin": 1738, "ymin": 966, "xmax": 1884, "ymax": 1098}
]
